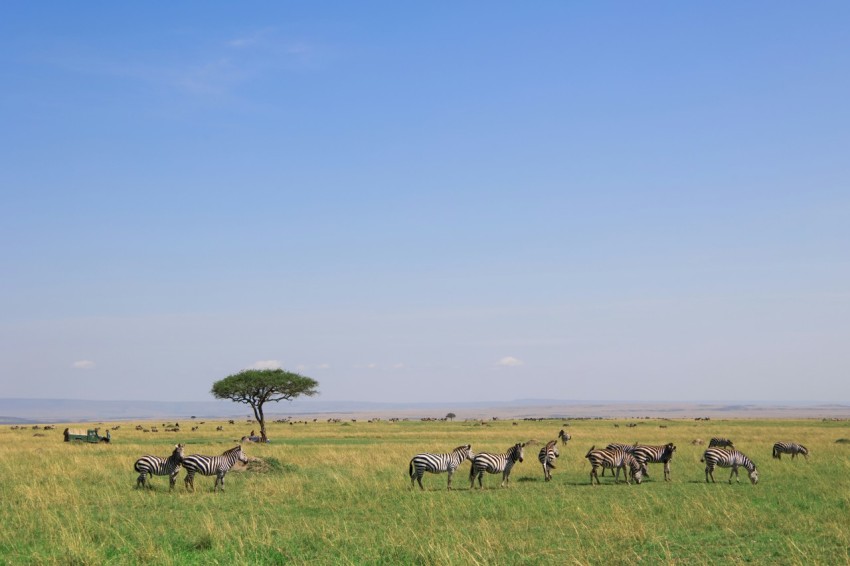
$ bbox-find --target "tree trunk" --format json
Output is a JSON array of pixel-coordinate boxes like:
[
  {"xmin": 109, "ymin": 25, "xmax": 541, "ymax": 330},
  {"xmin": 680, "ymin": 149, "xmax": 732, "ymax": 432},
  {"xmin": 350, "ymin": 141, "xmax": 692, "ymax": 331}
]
[
  {"xmin": 249, "ymin": 402, "xmax": 266, "ymax": 442},
  {"xmin": 258, "ymin": 404, "xmax": 267, "ymax": 442}
]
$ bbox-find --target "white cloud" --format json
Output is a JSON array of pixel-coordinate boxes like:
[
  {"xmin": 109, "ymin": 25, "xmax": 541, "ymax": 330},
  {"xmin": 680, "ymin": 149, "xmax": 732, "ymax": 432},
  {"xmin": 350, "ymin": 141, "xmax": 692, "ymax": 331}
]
[
  {"xmin": 317, "ymin": 363, "xmax": 331, "ymax": 370},
  {"xmin": 248, "ymin": 360, "xmax": 282, "ymax": 370},
  {"xmin": 392, "ymin": 363, "xmax": 405, "ymax": 369},
  {"xmin": 72, "ymin": 360, "xmax": 95, "ymax": 370},
  {"xmin": 498, "ymin": 356, "xmax": 523, "ymax": 367},
  {"xmin": 367, "ymin": 363, "xmax": 378, "ymax": 369}
]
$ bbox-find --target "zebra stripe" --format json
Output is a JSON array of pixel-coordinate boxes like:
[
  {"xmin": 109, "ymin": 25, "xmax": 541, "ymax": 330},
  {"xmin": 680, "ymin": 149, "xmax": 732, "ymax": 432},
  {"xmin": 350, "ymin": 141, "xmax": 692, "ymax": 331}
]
[
  {"xmin": 470, "ymin": 443, "xmax": 525, "ymax": 488},
  {"xmin": 701, "ymin": 448, "xmax": 759, "ymax": 484},
  {"xmin": 182, "ymin": 445, "xmax": 249, "ymax": 492},
  {"xmin": 773, "ymin": 442, "xmax": 809, "ymax": 460},
  {"xmin": 558, "ymin": 429, "xmax": 571, "ymax": 445},
  {"xmin": 408, "ymin": 444, "xmax": 473, "ymax": 490},
  {"xmin": 586, "ymin": 445, "xmax": 643, "ymax": 485},
  {"xmin": 538, "ymin": 440, "xmax": 560, "ymax": 481},
  {"xmin": 632, "ymin": 443, "xmax": 677, "ymax": 482},
  {"xmin": 708, "ymin": 437, "xmax": 734, "ymax": 448},
  {"xmin": 134, "ymin": 444, "xmax": 184, "ymax": 489}
]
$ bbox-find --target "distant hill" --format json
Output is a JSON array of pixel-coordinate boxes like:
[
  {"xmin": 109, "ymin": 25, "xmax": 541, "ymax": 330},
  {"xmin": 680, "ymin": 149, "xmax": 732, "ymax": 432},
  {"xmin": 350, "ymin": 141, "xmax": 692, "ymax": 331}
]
[{"xmin": 0, "ymin": 397, "xmax": 848, "ymax": 424}]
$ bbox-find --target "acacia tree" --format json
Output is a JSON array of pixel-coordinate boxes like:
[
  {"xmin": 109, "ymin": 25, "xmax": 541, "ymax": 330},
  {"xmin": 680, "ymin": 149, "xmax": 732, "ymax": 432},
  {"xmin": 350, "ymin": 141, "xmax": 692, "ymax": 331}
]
[
  {"xmin": 211, "ymin": 368, "xmax": 319, "ymax": 442},
  {"xmin": 446, "ymin": 412, "xmax": 456, "ymax": 421}
]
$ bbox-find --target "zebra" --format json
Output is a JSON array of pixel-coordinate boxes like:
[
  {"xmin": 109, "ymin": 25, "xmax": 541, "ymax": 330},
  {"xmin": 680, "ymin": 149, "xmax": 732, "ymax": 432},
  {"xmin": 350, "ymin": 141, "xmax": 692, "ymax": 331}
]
[
  {"xmin": 183, "ymin": 445, "xmax": 250, "ymax": 492},
  {"xmin": 632, "ymin": 443, "xmax": 677, "ymax": 482},
  {"xmin": 603, "ymin": 443, "xmax": 639, "ymax": 477},
  {"xmin": 709, "ymin": 437, "xmax": 734, "ymax": 449},
  {"xmin": 134, "ymin": 444, "xmax": 184, "ymax": 489},
  {"xmin": 470, "ymin": 442, "xmax": 525, "ymax": 488},
  {"xmin": 701, "ymin": 448, "xmax": 759, "ymax": 484},
  {"xmin": 773, "ymin": 442, "xmax": 809, "ymax": 460},
  {"xmin": 558, "ymin": 429, "xmax": 571, "ymax": 445},
  {"xmin": 408, "ymin": 444, "xmax": 473, "ymax": 490},
  {"xmin": 586, "ymin": 445, "xmax": 643, "ymax": 485},
  {"xmin": 538, "ymin": 440, "xmax": 560, "ymax": 481}
]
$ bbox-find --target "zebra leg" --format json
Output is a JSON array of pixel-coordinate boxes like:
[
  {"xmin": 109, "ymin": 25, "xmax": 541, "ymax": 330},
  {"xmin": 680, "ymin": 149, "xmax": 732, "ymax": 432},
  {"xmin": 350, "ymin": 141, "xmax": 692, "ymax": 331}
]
[
  {"xmin": 729, "ymin": 465, "xmax": 738, "ymax": 484},
  {"xmin": 590, "ymin": 466, "xmax": 598, "ymax": 485},
  {"xmin": 706, "ymin": 465, "xmax": 714, "ymax": 483},
  {"xmin": 169, "ymin": 470, "xmax": 179, "ymax": 490},
  {"xmin": 664, "ymin": 462, "xmax": 671, "ymax": 482},
  {"xmin": 185, "ymin": 472, "xmax": 195, "ymax": 492},
  {"xmin": 447, "ymin": 469, "xmax": 454, "ymax": 490},
  {"xmin": 215, "ymin": 472, "xmax": 225, "ymax": 492}
]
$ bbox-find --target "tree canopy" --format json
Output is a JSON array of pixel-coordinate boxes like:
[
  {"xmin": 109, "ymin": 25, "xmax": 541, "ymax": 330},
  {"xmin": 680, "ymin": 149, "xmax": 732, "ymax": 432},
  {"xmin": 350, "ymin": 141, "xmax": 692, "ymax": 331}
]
[{"xmin": 211, "ymin": 368, "xmax": 319, "ymax": 441}]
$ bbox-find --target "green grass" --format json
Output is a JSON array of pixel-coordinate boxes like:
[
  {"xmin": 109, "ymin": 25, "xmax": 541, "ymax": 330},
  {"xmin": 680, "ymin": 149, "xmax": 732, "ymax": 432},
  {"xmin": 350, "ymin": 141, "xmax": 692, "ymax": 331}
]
[{"xmin": 1, "ymin": 418, "xmax": 849, "ymax": 564}]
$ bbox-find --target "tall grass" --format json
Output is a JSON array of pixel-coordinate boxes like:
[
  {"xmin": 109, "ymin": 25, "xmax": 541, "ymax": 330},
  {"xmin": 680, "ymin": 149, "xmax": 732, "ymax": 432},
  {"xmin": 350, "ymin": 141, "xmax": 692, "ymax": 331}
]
[{"xmin": 1, "ymin": 418, "xmax": 848, "ymax": 564}]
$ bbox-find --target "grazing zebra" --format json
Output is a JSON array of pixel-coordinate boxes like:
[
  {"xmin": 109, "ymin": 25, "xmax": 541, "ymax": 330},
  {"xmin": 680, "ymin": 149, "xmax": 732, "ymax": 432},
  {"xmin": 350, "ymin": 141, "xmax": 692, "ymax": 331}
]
[
  {"xmin": 709, "ymin": 437, "xmax": 734, "ymax": 448},
  {"xmin": 538, "ymin": 440, "xmax": 560, "ymax": 481},
  {"xmin": 183, "ymin": 445, "xmax": 249, "ymax": 492},
  {"xmin": 586, "ymin": 445, "xmax": 643, "ymax": 485},
  {"xmin": 773, "ymin": 442, "xmax": 809, "ymax": 460},
  {"xmin": 408, "ymin": 444, "xmax": 473, "ymax": 490},
  {"xmin": 558, "ymin": 429, "xmax": 571, "ymax": 445},
  {"xmin": 470, "ymin": 442, "xmax": 525, "ymax": 488},
  {"xmin": 603, "ymin": 443, "xmax": 639, "ymax": 477},
  {"xmin": 134, "ymin": 444, "xmax": 184, "ymax": 489},
  {"xmin": 632, "ymin": 443, "xmax": 677, "ymax": 482},
  {"xmin": 701, "ymin": 448, "xmax": 759, "ymax": 484}
]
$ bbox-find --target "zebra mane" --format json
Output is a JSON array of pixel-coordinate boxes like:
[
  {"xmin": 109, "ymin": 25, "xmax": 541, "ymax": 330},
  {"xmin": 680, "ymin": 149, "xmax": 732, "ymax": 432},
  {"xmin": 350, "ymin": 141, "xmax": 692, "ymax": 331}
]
[{"xmin": 222, "ymin": 445, "xmax": 243, "ymax": 456}]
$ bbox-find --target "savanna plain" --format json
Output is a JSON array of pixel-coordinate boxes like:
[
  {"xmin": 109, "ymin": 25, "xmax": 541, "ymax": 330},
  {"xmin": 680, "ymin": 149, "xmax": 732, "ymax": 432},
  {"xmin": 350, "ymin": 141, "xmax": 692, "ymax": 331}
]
[{"xmin": 1, "ymin": 417, "xmax": 848, "ymax": 565}]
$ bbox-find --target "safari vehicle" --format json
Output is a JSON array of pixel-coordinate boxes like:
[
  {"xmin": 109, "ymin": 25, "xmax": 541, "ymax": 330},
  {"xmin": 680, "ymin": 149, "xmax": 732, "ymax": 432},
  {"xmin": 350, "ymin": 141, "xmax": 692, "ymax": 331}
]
[{"xmin": 63, "ymin": 428, "xmax": 111, "ymax": 443}]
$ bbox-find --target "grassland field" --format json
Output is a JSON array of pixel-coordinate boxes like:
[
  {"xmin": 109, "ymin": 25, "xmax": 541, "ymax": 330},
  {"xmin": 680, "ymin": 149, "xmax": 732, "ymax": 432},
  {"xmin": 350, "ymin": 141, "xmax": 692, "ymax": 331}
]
[{"xmin": 1, "ymin": 416, "xmax": 849, "ymax": 565}]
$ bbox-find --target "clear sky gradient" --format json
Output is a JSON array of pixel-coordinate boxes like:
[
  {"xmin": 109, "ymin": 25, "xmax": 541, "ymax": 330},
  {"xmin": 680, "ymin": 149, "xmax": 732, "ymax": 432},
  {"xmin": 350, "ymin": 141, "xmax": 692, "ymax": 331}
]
[{"xmin": 2, "ymin": 3, "xmax": 848, "ymax": 403}]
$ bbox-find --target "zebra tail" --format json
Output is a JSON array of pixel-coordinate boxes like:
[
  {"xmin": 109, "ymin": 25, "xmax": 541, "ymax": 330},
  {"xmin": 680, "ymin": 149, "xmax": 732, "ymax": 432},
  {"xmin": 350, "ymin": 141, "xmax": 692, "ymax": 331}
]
[
  {"xmin": 772, "ymin": 447, "xmax": 779, "ymax": 459},
  {"xmin": 408, "ymin": 460, "xmax": 413, "ymax": 478},
  {"xmin": 585, "ymin": 446, "xmax": 595, "ymax": 459},
  {"xmin": 699, "ymin": 457, "xmax": 704, "ymax": 463}
]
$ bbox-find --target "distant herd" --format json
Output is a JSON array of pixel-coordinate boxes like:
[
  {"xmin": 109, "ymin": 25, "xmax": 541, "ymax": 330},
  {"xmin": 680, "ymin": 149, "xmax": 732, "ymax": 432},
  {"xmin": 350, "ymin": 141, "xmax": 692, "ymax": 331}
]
[{"xmin": 10, "ymin": 421, "xmax": 811, "ymax": 492}]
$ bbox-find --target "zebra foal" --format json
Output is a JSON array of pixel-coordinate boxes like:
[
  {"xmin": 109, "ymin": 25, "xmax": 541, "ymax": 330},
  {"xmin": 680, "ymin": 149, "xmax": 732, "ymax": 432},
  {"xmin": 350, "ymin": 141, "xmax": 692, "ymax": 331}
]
[
  {"xmin": 408, "ymin": 444, "xmax": 473, "ymax": 490},
  {"xmin": 708, "ymin": 437, "xmax": 734, "ymax": 448},
  {"xmin": 586, "ymin": 445, "xmax": 643, "ymax": 485},
  {"xmin": 134, "ymin": 444, "xmax": 184, "ymax": 490}
]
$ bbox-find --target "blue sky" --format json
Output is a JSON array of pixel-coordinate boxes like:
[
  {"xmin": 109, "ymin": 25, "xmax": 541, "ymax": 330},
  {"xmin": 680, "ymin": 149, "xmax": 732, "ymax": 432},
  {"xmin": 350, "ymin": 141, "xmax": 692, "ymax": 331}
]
[{"xmin": 1, "ymin": 2, "xmax": 848, "ymax": 403}]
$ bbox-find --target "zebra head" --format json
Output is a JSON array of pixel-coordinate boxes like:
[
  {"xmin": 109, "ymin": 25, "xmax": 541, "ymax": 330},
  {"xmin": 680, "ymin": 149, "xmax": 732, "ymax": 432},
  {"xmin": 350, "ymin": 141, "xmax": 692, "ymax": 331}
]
[
  {"xmin": 799, "ymin": 445, "xmax": 809, "ymax": 457},
  {"xmin": 454, "ymin": 444, "xmax": 474, "ymax": 461},
  {"xmin": 173, "ymin": 444, "xmax": 185, "ymax": 461},
  {"xmin": 748, "ymin": 468, "xmax": 759, "ymax": 485},
  {"xmin": 626, "ymin": 454, "xmax": 643, "ymax": 484},
  {"xmin": 510, "ymin": 443, "xmax": 525, "ymax": 463},
  {"xmin": 236, "ymin": 445, "xmax": 249, "ymax": 464}
]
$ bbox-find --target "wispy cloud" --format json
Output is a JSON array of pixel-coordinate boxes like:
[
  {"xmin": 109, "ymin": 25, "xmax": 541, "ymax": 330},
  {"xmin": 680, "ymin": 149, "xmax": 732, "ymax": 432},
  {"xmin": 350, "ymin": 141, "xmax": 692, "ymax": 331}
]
[
  {"xmin": 497, "ymin": 356, "xmax": 523, "ymax": 367},
  {"xmin": 72, "ymin": 360, "xmax": 96, "ymax": 369},
  {"xmin": 248, "ymin": 360, "xmax": 282, "ymax": 370},
  {"xmin": 317, "ymin": 363, "xmax": 331, "ymax": 370}
]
